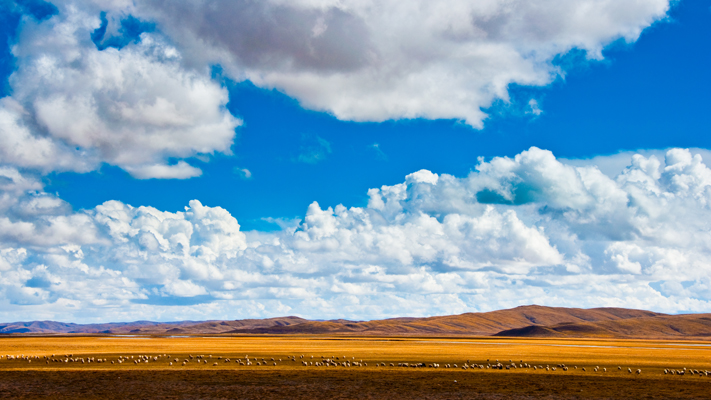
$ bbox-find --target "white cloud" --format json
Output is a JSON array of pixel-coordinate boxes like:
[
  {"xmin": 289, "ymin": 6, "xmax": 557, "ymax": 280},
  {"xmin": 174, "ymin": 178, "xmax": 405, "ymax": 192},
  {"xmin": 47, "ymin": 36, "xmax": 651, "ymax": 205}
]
[
  {"xmin": 132, "ymin": 0, "xmax": 671, "ymax": 127},
  {"xmin": 162, "ymin": 279, "xmax": 207, "ymax": 297},
  {"xmin": 0, "ymin": 0, "xmax": 672, "ymax": 181},
  {"xmin": 0, "ymin": 1, "xmax": 700, "ymax": 322},
  {"xmin": 527, "ymin": 99, "xmax": 543, "ymax": 116},
  {"xmin": 0, "ymin": 147, "xmax": 711, "ymax": 322},
  {"xmin": 234, "ymin": 167, "xmax": 252, "ymax": 180},
  {"xmin": 561, "ymin": 148, "xmax": 711, "ymax": 178},
  {"xmin": 0, "ymin": 3, "xmax": 241, "ymax": 178},
  {"xmin": 125, "ymin": 161, "xmax": 202, "ymax": 180}
]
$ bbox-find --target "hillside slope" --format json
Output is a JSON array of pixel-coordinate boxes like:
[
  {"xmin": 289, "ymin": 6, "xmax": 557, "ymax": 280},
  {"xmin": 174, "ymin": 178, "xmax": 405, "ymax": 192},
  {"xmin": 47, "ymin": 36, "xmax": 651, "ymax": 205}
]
[
  {"xmin": 3, "ymin": 306, "xmax": 709, "ymax": 339},
  {"xmin": 0, "ymin": 305, "xmax": 660, "ymax": 336},
  {"xmin": 226, "ymin": 305, "xmax": 660, "ymax": 336},
  {"xmin": 495, "ymin": 313, "xmax": 711, "ymax": 339},
  {"xmin": 0, "ymin": 317, "xmax": 308, "ymax": 334}
]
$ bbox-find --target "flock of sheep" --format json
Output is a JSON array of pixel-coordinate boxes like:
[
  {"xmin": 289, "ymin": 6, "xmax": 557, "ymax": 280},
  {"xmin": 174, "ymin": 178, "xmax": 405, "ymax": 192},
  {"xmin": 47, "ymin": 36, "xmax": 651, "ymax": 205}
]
[{"xmin": 3, "ymin": 353, "xmax": 710, "ymax": 378}]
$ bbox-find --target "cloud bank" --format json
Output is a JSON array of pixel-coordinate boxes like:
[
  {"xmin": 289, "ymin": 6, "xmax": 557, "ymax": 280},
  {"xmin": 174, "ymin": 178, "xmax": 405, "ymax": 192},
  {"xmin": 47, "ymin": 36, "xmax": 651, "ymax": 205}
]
[
  {"xmin": 0, "ymin": 0, "xmax": 671, "ymax": 180},
  {"xmin": 0, "ymin": 1, "xmax": 693, "ymax": 322},
  {"xmin": 133, "ymin": 0, "xmax": 671, "ymax": 127},
  {"xmin": 0, "ymin": 147, "xmax": 710, "ymax": 322},
  {"xmin": 0, "ymin": 2, "xmax": 241, "ymax": 178}
]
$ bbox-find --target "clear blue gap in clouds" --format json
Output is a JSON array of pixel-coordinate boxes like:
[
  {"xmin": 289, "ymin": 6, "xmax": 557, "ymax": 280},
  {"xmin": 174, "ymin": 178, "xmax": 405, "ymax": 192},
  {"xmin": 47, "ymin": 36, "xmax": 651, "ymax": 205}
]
[
  {"xmin": 90, "ymin": 11, "xmax": 156, "ymax": 51},
  {"xmin": 22, "ymin": 0, "xmax": 711, "ymax": 230}
]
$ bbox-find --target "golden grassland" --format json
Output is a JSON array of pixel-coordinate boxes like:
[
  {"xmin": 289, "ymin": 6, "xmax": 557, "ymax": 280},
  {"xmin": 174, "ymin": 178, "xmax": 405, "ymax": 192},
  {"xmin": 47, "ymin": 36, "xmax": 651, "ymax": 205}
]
[
  {"xmin": 1, "ymin": 335, "xmax": 710, "ymax": 372},
  {"xmin": 1, "ymin": 335, "xmax": 710, "ymax": 399}
]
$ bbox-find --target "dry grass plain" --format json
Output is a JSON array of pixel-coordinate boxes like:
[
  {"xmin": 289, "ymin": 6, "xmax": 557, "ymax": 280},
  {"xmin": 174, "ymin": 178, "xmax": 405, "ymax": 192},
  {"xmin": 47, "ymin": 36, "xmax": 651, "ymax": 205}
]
[{"xmin": 1, "ymin": 335, "xmax": 710, "ymax": 399}]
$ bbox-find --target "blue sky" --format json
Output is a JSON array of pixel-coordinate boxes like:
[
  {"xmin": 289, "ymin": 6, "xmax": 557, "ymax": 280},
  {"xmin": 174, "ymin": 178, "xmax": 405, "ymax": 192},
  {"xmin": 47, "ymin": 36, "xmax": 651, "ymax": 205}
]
[
  {"xmin": 0, "ymin": 0, "xmax": 710, "ymax": 322},
  {"xmin": 37, "ymin": 0, "xmax": 711, "ymax": 230}
]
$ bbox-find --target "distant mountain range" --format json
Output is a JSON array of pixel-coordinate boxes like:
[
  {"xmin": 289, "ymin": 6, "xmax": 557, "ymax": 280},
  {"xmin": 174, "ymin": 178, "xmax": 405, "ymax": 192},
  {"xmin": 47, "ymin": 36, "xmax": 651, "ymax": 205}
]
[{"xmin": 2, "ymin": 306, "xmax": 710, "ymax": 339}]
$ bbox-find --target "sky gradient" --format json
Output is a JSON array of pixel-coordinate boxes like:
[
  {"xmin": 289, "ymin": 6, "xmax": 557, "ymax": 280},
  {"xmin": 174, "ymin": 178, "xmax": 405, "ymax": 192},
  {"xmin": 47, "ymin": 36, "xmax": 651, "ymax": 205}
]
[{"xmin": 0, "ymin": 0, "xmax": 709, "ymax": 323}]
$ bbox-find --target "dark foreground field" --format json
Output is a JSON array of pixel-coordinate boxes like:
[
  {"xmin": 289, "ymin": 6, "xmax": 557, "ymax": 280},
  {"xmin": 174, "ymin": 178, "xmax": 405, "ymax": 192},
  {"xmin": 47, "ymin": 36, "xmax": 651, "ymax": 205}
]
[{"xmin": 1, "ymin": 369, "xmax": 710, "ymax": 400}]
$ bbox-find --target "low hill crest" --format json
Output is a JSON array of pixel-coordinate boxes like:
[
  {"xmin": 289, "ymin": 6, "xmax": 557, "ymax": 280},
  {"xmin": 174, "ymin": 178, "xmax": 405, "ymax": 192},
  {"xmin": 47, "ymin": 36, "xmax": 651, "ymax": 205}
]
[{"xmin": 2, "ymin": 305, "xmax": 708, "ymax": 339}]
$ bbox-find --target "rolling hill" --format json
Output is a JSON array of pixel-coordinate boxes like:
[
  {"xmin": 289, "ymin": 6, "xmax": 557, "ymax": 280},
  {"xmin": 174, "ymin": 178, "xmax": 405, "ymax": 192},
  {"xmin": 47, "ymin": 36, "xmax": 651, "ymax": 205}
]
[
  {"xmin": 1, "ymin": 305, "xmax": 710, "ymax": 339},
  {"xmin": 495, "ymin": 313, "xmax": 711, "ymax": 339}
]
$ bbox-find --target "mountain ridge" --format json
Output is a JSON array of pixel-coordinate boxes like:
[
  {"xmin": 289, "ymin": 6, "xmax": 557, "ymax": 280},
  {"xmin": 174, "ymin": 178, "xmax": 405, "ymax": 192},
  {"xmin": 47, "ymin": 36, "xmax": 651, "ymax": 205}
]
[{"xmin": 2, "ymin": 305, "xmax": 709, "ymax": 339}]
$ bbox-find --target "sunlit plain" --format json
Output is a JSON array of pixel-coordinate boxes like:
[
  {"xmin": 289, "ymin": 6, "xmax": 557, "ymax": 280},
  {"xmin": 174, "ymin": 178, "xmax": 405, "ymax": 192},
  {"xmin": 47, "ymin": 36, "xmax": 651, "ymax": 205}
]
[{"xmin": 2, "ymin": 336, "xmax": 710, "ymax": 373}]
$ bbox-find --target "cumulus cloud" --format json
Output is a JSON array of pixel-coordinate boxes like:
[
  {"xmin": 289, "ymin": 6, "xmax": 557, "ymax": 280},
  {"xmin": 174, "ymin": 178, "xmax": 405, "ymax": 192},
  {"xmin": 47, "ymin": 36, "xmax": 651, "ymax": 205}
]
[
  {"xmin": 0, "ymin": 2, "xmax": 241, "ymax": 178},
  {"xmin": 0, "ymin": 0, "xmax": 672, "ymax": 181},
  {"xmin": 0, "ymin": 147, "xmax": 711, "ymax": 321},
  {"xmin": 131, "ymin": 0, "xmax": 671, "ymax": 127},
  {"xmin": 0, "ymin": 0, "xmax": 696, "ymax": 322}
]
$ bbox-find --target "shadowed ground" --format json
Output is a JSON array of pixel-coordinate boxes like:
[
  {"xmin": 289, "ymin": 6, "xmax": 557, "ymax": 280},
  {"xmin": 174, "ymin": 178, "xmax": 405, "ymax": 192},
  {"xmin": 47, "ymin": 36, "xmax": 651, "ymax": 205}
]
[{"xmin": 1, "ymin": 369, "xmax": 710, "ymax": 399}]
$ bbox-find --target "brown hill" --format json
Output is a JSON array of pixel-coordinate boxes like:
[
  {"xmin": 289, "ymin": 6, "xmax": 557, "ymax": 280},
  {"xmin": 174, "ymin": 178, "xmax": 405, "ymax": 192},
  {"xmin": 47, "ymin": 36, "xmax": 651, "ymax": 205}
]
[
  {"xmin": 106, "ymin": 316, "xmax": 310, "ymax": 335},
  {"xmin": 494, "ymin": 313, "xmax": 711, "ymax": 339},
  {"xmin": 3, "ymin": 305, "xmax": 710, "ymax": 339},
  {"xmin": 493, "ymin": 325, "xmax": 564, "ymax": 338},
  {"xmin": 0, "ymin": 320, "xmax": 183, "ymax": 334},
  {"xmin": 0, "ymin": 317, "xmax": 308, "ymax": 335},
  {"xmin": 227, "ymin": 305, "xmax": 660, "ymax": 336}
]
